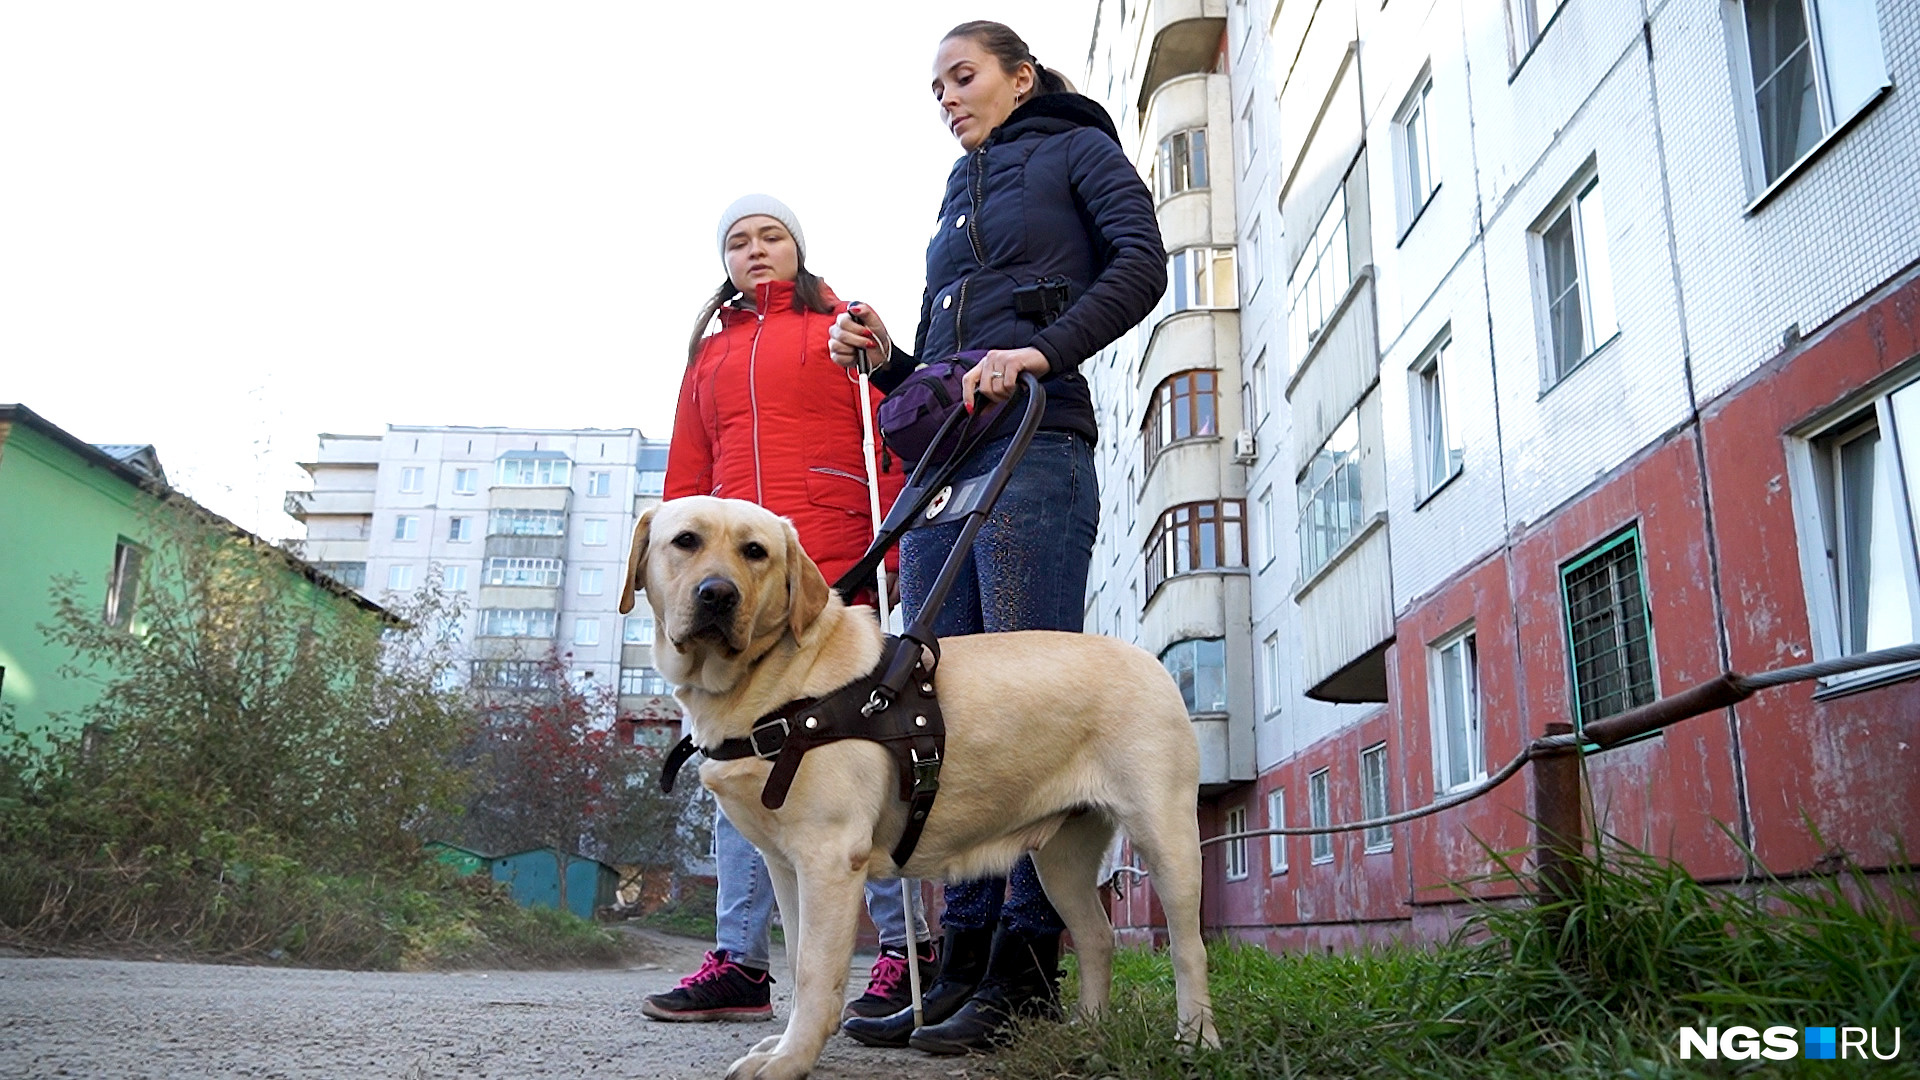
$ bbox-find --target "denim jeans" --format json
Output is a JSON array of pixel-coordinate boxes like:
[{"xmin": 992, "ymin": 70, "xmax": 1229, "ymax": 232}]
[
  {"xmin": 713, "ymin": 807, "xmax": 928, "ymax": 967},
  {"xmin": 898, "ymin": 430, "xmax": 1099, "ymax": 938}
]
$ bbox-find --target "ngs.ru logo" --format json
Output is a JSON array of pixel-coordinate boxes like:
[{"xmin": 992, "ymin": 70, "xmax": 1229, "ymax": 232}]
[{"xmin": 1678, "ymin": 1025, "xmax": 1902, "ymax": 1061}]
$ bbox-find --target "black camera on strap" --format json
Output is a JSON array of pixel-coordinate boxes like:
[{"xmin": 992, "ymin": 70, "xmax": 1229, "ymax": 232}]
[{"xmin": 1012, "ymin": 275, "xmax": 1072, "ymax": 326}]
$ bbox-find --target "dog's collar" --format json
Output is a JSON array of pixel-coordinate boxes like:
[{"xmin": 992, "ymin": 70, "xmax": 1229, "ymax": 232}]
[{"xmin": 658, "ymin": 697, "xmax": 815, "ymax": 794}]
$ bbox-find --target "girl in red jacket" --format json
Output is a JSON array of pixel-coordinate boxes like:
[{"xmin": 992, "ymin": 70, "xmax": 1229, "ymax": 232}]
[{"xmin": 642, "ymin": 195, "xmax": 930, "ymax": 1025}]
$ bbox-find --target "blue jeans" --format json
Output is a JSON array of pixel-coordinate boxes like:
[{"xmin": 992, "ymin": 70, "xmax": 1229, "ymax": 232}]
[
  {"xmin": 714, "ymin": 807, "xmax": 928, "ymax": 967},
  {"xmin": 898, "ymin": 430, "xmax": 1099, "ymax": 938}
]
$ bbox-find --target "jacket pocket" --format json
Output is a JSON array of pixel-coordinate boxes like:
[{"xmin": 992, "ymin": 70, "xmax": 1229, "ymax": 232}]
[{"xmin": 805, "ymin": 466, "xmax": 872, "ymax": 516}]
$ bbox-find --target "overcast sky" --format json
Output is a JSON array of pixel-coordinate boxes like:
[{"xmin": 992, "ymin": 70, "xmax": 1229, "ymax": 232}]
[{"xmin": 0, "ymin": 1, "xmax": 1094, "ymax": 539}]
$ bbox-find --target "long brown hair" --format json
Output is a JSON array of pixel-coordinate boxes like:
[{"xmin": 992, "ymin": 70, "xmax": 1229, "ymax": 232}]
[
  {"xmin": 685, "ymin": 261, "xmax": 835, "ymax": 364},
  {"xmin": 943, "ymin": 20, "xmax": 1076, "ymax": 96}
]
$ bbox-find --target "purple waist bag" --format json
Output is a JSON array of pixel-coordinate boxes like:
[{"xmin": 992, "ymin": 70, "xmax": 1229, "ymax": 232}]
[{"xmin": 876, "ymin": 350, "xmax": 1016, "ymax": 468}]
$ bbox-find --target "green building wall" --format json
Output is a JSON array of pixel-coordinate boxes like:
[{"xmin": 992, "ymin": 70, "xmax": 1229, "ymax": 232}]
[{"xmin": 0, "ymin": 420, "xmax": 158, "ymax": 746}]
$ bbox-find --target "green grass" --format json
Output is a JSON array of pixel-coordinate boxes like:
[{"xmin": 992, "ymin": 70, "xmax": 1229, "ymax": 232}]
[{"xmin": 992, "ymin": 841, "xmax": 1919, "ymax": 1079}]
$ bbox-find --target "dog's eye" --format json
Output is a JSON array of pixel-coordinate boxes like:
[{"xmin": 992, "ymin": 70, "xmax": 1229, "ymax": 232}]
[
  {"xmin": 740, "ymin": 542, "xmax": 769, "ymax": 561},
  {"xmin": 671, "ymin": 531, "xmax": 701, "ymax": 551}
]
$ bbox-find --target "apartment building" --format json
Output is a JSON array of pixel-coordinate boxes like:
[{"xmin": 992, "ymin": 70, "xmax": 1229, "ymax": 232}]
[
  {"xmin": 1089, "ymin": 0, "xmax": 1919, "ymax": 947},
  {"xmin": 286, "ymin": 425, "xmax": 676, "ymax": 726}
]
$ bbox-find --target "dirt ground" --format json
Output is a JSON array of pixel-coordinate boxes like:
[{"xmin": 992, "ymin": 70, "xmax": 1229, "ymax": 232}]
[{"xmin": 0, "ymin": 930, "xmax": 993, "ymax": 1079}]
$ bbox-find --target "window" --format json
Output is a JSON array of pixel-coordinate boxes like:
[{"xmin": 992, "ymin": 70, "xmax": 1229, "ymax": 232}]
[
  {"xmin": 625, "ymin": 610, "xmax": 656, "ymax": 643},
  {"xmin": 1516, "ymin": 0, "xmax": 1565, "ymax": 56},
  {"xmin": 1267, "ymin": 788, "xmax": 1288, "ymax": 873},
  {"xmin": 453, "ymin": 467, "xmax": 478, "ymax": 494},
  {"xmin": 1297, "ymin": 409, "xmax": 1364, "ymax": 578},
  {"xmin": 1360, "ymin": 743, "xmax": 1393, "ymax": 852},
  {"xmin": 488, "ymin": 508, "xmax": 567, "ymax": 536},
  {"xmin": 388, "ymin": 564, "xmax": 414, "ymax": 590},
  {"xmin": 477, "ymin": 608, "xmax": 557, "ymax": 638},
  {"xmin": 104, "ymin": 540, "xmax": 144, "ymax": 628},
  {"xmin": 1224, "ymin": 805, "xmax": 1249, "ymax": 880},
  {"xmin": 1415, "ymin": 336, "xmax": 1464, "ymax": 496},
  {"xmin": 1261, "ymin": 631, "xmax": 1281, "ymax": 716},
  {"xmin": 1799, "ymin": 381, "xmax": 1920, "ymax": 672},
  {"xmin": 1736, "ymin": 0, "xmax": 1889, "ymax": 190},
  {"xmin": 1142, "ymin": 371, "xmax": 1219, "ymax": 470},
  {"xmin": 1309, "ymin": 768, "xmax": 1333, "ymax": 863},
  {"xmin": 1561, "ymin": 529, "xmax": 1657, "ymax": 730},
  {"xmin": 448, "ymin": 516, "xmax": 471, "ymax": 542},
  {"xmin": 579, "ymin": 567, "xmax": 604, "ymax": 596},
  {"xmin": 314, "ymin": 561, "xmax": 365, "ymax": 589},
  {"xmin": 393, "ymin": 515, "xmax": 419, "ymax": 541},
  {"xmin": 486, "ymin": 557, "xmax": 563, "ymax": 587},
  {"xmin": 621, "ymin": 666, "xmax": 671, "ymax": 695},
  {"xmin": 587, "ymin": 470, "xmax": 612, "ymax": 497},
  {"xmin": 1156, "ymin": 128, "xmax": 1209, "ymax": 200},
  {"xmin": 471, "ymin": 659, "xmax": 550, "ymax": 691},
  {"xmin": 1431, "ymin": 629, "xmax": 1485, "ymax": 792},
  {"xmin": 638, "ymin": 446, "xmax": 669, "ymax": 497},
  {"xmin": 1288, "ymin": 188, "xmax": 1351, "ymax": 367},
  {"xmin": 1395, "ymin": 74, "xmax": 1437, "ymax": 229},
  {"xmin": 1242, "ymin": 219, "xmax": 1262, "ymax": 304},
  {"xmin": 1160, "ymin": 638, "xmax": 1228, "ymax": 714},
  {"xmin": 1537, "ymin": 175, "xmax": 1618, "ymax": 384},
  {"xmin": 583, "ymin": 518, "xmax": 609, "ymax": 546},
  {"xmin": 1250, "ymin": 349, "xmax": 1269, "ymax": 428},
  {"xmin": 1146, "ymin": 500, "xmax": 1247, "ymax": 595},
  {"xmin": 399, "ymin": 467, "xmax": 424, "ymax": 494},
  {"xmin": 1156, "ymin": 248, "xmax": 1238, "ymax": 319},
  {"xmin": 496, "ymin": 455, "xmax": 571, "ymax": 487},
  {"xmin": 574, "ymin": 617, "xmax": 600, "ymax": 646},
  {"xmin": 444, "ymin": 565, "xmax": 468, "ymax": 592},
  {"xmin": 1256, "ymin": 487, "xmax": 1275, "ymax": 568}
]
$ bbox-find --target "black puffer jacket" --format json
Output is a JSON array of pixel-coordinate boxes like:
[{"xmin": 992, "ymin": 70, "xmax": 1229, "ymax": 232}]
[{"xmin": 876, "ymin": 92, "xmax": 1167, "ymax": 445}]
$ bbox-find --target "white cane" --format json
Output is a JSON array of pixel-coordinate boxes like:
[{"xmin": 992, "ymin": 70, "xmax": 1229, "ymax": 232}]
[{"xmin": 848, "ymin": 303, "xmax": 923, "ymax": 1030}]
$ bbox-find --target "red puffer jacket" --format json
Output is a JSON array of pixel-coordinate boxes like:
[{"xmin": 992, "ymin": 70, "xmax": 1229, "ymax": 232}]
[{"xmin": 666, "ymin": 278, "xmax": 902, "ymax": 585}]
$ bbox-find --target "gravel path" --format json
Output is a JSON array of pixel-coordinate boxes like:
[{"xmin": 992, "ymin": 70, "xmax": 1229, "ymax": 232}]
[{"xmin": 0, "ymin": 933, "xmax": 990, "ymax": 1079}]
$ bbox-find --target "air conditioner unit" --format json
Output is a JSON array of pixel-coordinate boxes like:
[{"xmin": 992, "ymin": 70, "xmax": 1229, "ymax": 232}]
[{"xmin": 1233, "ymin": 429, "xmax": 1257, "ymax": 462}]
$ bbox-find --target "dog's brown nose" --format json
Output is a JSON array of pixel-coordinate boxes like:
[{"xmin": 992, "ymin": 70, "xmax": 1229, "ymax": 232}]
[{"xmin": 696, "ymin": 576, "xmax": 739, "ymax": 614}]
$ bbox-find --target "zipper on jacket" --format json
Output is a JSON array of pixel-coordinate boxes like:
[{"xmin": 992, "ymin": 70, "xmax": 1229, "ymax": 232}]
[
  {"xmin": 748, "ymin": 306, "xmax": 766, "ymax": 505},
  {"xmin": 808, "ymin": 466, "xmax": 869, "ymax": 484},
  {"xmin": 954, "ymin": 148, "xmax": 990, "ymax": 350}
]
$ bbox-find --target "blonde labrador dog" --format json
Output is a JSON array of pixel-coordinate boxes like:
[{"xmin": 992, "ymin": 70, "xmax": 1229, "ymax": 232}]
[{"xmin": 622, "ymin": 496, "xmax": 1216, "ymax": 1080}]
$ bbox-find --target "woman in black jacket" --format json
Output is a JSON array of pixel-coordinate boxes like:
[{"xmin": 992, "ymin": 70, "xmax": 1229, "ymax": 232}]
[{"xmin": 828, "ymin": 20, "xmax": 1166, "ymax": 1055}]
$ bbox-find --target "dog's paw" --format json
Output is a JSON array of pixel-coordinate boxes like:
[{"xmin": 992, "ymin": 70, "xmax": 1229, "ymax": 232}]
[{"xmin": 724, "ymin": 1049, "xmax": 813, "ymax": 1080}]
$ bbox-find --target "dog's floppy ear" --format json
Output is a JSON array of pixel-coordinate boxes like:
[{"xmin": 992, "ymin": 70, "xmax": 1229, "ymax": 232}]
[
  {"xmin": 783, "ymin": 519, "xmax": 829, "ymax": 640},
  {"xmin": 619, "ymin": 506, "xmax": 656, "ymax": 615}
]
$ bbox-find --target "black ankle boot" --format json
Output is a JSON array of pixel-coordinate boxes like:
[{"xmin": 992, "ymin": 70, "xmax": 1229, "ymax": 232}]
[
  {"xmin": 840, "ymin": 926, "xmax": 993, "ymax": 1048},
  {"xmin": 907, "ymin": 926, "xmax": 1061, "ymax": 1055}
]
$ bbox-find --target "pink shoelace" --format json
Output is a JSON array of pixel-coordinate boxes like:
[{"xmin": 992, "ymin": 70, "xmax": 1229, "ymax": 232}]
[
  {"xmin": 863, "ymin": 951, "xmax": 911, "ymax": 998},
  {"xmin": 679, "ymin": 950, "xmax": 736, "ymax": 988}
]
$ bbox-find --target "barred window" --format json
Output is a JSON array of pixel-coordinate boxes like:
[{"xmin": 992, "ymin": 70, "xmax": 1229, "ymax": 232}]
[
  {"xmin": 1308, "ymin": 768, "xmax": 1333, "ymax": 863},
  {"xmin": 1561, "ymin": 529, "xmax": 1657, "ymax": 730},
  {"xmin": 486, "ymin": 557, "xmax": 563, "ymax": 588},
  {"xmin": 1145, "ymin": 500, "xmax": 1246, "ymax": 596},
  {"xmin": 488, "ymin": 509, "xmax": 566, "ymax": 536},
  {"xmin": 1360, "ymin": 743, "xmax": 1392, "ymax": 852},
  {"xmin": 620, "ymin": 666, "xmax": 671, "ymax": 695},
  {"xmin": 1142, "ymin": 370, "xmax": 1219, "ymax": 472},
  {"xmin": 1223, "ymin": 805, "xmax": 1248, "ymax": 880},
  {"xmin": 1297, "ymin": 409, "xmax": 1364, "ymax": 578},
  {"xmin": 476, "ymin": 608, "xmax": 557, "ymax": 638}
]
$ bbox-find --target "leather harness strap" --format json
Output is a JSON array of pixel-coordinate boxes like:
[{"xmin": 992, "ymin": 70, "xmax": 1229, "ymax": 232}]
[{"xmin": 655, "ymin": 637, "xmax": 947, "ymax": 868}]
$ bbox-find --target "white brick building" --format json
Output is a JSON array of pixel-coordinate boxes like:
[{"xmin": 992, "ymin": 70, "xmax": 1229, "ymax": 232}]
[
  {"xmin": 287, "ymin": 425, "xmax": 675, "ymax": 721},
  {"xmin": 1088, "ymin": 0, "xmax": 1919, "ymax": 944}
]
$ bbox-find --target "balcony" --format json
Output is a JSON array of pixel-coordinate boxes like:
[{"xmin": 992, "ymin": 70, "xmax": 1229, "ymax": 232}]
[
  {"xmin": 1135, "ymin": 0, "xmax": 1226, "ymax": 114},
  {"xmin": 283, "ymin": 488, "xmax": 374, "ymax": 521},
  {"xmin": 1295, "ymin": 514, "xmax": 1393, "ymax": 702}
]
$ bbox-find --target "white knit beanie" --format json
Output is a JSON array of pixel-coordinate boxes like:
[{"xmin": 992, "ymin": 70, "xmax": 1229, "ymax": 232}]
[{"xmin": 715, "ymin": 194, "xmax": 806, "ymax": 265}]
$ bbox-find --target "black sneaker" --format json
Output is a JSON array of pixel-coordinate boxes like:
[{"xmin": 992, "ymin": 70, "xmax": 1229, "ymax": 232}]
[
  {"xmin": 842, "ymin": 941, "xmax": 938, "ymax": 1021},
  {"xmin": 641, "ymin": 949, "xmax": 774, "ymax": 1022}
]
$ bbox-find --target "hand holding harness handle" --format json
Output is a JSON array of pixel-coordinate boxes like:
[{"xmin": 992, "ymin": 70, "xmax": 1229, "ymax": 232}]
[{"xmin": 664, "ymin": 374, "xmax": 1047, "ymax": 869}]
